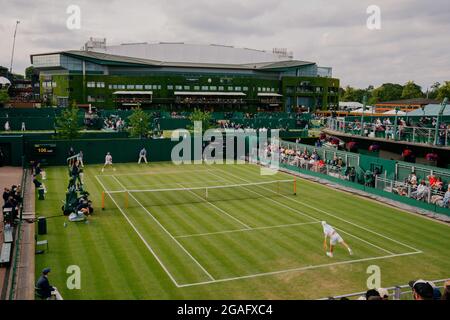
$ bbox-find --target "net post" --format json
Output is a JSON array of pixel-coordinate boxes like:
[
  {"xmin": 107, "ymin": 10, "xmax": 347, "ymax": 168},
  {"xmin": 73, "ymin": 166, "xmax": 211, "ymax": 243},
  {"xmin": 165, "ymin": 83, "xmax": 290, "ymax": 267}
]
[
  {"xmin": 293, "ymin": 179, "xmax": 297, "ymax": 195},
  {"xmin": 393, "ymin": 286, "xmax": 401, "ymax": 300},
  {"xmin": 101, "ymin": 192, "xmax": 105, "ymax": 210}
]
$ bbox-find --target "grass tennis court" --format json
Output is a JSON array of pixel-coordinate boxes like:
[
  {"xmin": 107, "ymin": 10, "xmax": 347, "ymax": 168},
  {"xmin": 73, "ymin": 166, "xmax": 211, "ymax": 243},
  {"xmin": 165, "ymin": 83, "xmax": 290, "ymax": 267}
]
[{"xmin": 35, "ymin": 162, "xmax": 450, "ymax": 299}]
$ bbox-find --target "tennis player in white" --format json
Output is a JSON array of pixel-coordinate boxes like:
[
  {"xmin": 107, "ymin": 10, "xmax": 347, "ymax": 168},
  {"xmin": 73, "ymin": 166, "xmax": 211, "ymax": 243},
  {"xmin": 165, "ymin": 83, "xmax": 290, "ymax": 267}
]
[
  {"xmin": 102, "ymin": 152, "xmax": 116, "ymax": 172},
  {"xmin": 322, "ymin": 221, "xmax": 353, "ymax": 258}
]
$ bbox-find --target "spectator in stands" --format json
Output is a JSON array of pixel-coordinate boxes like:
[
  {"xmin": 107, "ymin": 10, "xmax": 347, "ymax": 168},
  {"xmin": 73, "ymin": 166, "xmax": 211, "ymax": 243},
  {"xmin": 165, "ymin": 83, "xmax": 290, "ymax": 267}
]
[
  {"xmin": 409, "ymin": 280, "xmax": 434, "ymax": 300},
  {"xmin": 429, "ymin": 281, "xmax": 442, "ymax": 300},
  {"xmin": 427, "ymin": 174, "xmax": 438, "ymax": 188},
  {"xmin": 36, "ymin": 268, "xmax": 63, "ymax": 300},
  {"xmin": 431, "ymin": 177, "xmax": 444, "ymax": 192},
  {"xmin": 2, "ymin": 187, "xmax": 10, "ymax": 204},
  {"xmin": 442, "ymin": 186, "xmax": 450, "ymax": 208},
  {"xmin": 348, "ymin": 167, "xmax": 356, "ymax": 182},
  {"xmin": 13, "ymin": 185, "xmax": 22, "ymax": 204},
  {"xmin": 377, "ymin": 288, "xmax": 389, "ymax": 300},
  {"xmin": 365, "ymin": 289, "xmax": 381, "ymax": 300},
  {"xmin": 3, "ymin": 195, "xmax": 18, "ymax": 221},
  {"xmin": 442, "ymin": 280, "xmax": 450, "ymax": 300},
  {"xmin": 407, "ymin": 172, "xmax": 417, "ymax": 186},
  {"xmin": 411, "ymin": 181, "xmax": 429, "ymax": 201}
]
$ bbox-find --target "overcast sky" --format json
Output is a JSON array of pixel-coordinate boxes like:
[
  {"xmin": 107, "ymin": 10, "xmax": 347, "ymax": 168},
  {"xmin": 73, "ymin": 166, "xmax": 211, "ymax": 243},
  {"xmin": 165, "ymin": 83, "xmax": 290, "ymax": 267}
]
[{"xmin": 1, "ymin": 0, "xmax": 449, "ymax": 89}]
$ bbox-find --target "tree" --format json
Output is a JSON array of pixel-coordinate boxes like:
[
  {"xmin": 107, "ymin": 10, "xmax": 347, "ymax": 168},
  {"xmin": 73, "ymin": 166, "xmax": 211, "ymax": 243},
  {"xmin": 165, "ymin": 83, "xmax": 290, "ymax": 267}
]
[
  {"xmin": 341, "ymin": 86, "xmax": 356, "ymax": 101},
  {"xmin": 369, "ymin": 83, "xmax": 403, "ymax": 104},
  {"xmin": 340, "ymin": 85, "xmax": 373, "ymax": 103},
  {"xmin": 127, "ymin": 107, "xmax": 150, "ymax": 138},
  {"xmin": 188, "ymin": 108, "xmax": 212, "ymax": 131},
  {"xmin": 428, "ymin": 82, "xmax": 440, "ymax": 99},
  {"xmin": 55, "ymin": 101, "xmax": 81, "ymax": 140},
  {"xmin": 0, "ymin": 89, "xmax": 9, "ymax": 107},
  {"xmin": 25, "ymin": 66, "xmax": 35, "ymax": 80},
  {"xmin": 436, "ymin": 81, "xmax": 450, "ymax": 101},
  {"xmin": 401, "ymin": 81, "xmax": 424, "ymax": 99}
]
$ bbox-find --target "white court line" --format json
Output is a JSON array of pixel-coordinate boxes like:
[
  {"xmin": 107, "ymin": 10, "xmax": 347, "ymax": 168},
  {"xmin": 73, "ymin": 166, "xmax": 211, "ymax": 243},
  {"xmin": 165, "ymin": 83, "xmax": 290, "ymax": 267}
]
[
  {"xmin": 111, "ymin": 175, "xmax": 216, "ymax": 282},
  {"xmin": 176, "ymin": 221, "xmax": 321, "ymax": 239},
  {"xmin": 213, "ymin": 168, "xmax": 400, "ymax": 256},
  {"xmin": 177, "ymin": 251, "xmax": 422, "ymax": 288},
  {"xmin": 94, "ymin": 175, "xmax": 181, "ymax": 288},
  {"xmin": 121, "ymin": 179, "xmax": 233, "ymax": 190},
  {"xmin": 99, "ymin": 168, "xmax": 215, "ymax": 177},
  {"xmin": 176, "ymin": 183, "xmax": 251, "ymax": 229},
  {"xmin": 204, "ymin": 171, "xmax": 319, "ymax": 224},
  {"xmin": 233, "ymin": 165, "xmax": 423, "ymax": 254}
]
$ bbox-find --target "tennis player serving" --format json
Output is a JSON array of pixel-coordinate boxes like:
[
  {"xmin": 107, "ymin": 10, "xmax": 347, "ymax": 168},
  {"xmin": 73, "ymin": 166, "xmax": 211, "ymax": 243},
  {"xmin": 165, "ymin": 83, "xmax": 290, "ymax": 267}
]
[{"xmin": 322, "ymin": 221, "xmax": 353, "ymax": 258}]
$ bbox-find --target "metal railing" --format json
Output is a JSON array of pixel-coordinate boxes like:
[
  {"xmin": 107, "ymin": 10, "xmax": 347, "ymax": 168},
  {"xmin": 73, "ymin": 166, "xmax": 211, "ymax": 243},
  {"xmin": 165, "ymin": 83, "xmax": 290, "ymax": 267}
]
[
  {"xmin": 395, "ymin": 163, "xmax": 450, "ymax": 186},
  {"xmin": 279, "ymin": 140, "xmax": 360, "ymax": 168},
  {"xmin": 326, "ymin": 117, "xmax": 450, "ymax": 147},
  {"xmin": 318, "ymin": 278, "xmax": 449, "ymax": 300},
  {"xmin": 375, "ymin": 176, "xmax": 448, "ymax": 207}
]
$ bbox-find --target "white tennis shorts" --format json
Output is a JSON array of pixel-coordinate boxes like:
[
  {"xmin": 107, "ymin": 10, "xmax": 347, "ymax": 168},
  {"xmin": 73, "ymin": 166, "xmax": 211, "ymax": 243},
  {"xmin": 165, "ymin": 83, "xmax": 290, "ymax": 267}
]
[
  {"xmin": 330, "ymin": 232, "xmax": 344, "ymax": 245},
  {"xmin": 105, "ymin": 160, "xmax": 112, "ymax": 165}
]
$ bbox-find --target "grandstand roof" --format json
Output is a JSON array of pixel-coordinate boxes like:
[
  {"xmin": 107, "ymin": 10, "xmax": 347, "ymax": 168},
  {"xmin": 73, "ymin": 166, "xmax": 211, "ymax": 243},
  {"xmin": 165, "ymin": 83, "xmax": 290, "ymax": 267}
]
[
  {"xmin": 31, "ymin": 50, "xmax": 315, "ymax": 71},
  {"xmin": 383, "ymin": 109, "xmax": 407, "ymax": 115},
  {"xmin": 406, "ymin": 104, "xmax": 450, "ymax": 116},
  {"xmin": 339, "ymin": 101, "xmax": 363, "ymax": 110},
  {"xmin": 375, "ymin": 98, "xmax": 440, "ymax": 107}
]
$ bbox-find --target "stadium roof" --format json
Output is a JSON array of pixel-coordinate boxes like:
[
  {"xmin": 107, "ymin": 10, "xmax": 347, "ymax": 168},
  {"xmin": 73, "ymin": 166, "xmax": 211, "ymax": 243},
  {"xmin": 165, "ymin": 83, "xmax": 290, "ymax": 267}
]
[
  {"xmin": 257, "ymin": 93, "xmax": 283, "ymax": 97},
  {"xmin": 174, "ymin": 91, "xmax": 246, "ymax": 96},
  {"xmin": 113, "ymin": 91, "xmax": 153, "ymax": 95},
  {"xmin": 406, "ymin": 104, "xmax": 450, "ymax": 116},
  {"xmin": 31, "ymin": 50, "xmax": 315, "ymax": 71},
  {"xmin": 339, "ymin": 101, "xmax": 363, "ymax": 110},
  {"xmin": 375, "ymin": 98, "xmax": 440, "ymax": 106},
  {"xmin": 383, "ymin": 109, "xmax": 407, "ymax": 115}
]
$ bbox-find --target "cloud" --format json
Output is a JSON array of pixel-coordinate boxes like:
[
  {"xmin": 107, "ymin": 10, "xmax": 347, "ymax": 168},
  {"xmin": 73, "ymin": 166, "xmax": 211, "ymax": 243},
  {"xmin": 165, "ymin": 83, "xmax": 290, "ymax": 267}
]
[{"xmin": 0, "ymin": 0, "xmax": 449, "ymax": 89}]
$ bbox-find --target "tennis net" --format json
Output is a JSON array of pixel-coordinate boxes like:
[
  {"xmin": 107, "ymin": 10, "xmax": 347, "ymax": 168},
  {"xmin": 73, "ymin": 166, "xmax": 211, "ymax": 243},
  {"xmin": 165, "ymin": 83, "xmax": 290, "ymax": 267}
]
[{"xmin": 103, "ymin": 179, "xmax": 297, "ymax": 209}]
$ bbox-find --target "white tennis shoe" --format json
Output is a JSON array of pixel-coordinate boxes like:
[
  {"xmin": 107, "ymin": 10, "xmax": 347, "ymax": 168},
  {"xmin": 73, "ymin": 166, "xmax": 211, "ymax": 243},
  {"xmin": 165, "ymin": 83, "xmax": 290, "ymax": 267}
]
[{"xmin": 326, "ymin": 252, "xmax": 333, "ymax": 258}]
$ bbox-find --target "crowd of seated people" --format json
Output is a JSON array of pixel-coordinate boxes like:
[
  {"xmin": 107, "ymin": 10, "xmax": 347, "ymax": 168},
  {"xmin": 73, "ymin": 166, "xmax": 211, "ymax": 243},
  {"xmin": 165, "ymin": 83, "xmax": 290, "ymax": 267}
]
[
  {"xmin": 264, "ymin": 143, "xmax": 358, "ymax": 181},
  {"xmin": 341, "ymin": 117, "xmax": 410, "ymax": 139},
  {"xmin": 2, "ymin": 184, "xmax": 22, "ymax": 226},
  {"xmin": 328, "ymin": 279, "xmax": 450, "ymax": 300},
  {"xmin": 103, "ymin": 115, "xmax": 125, "ymax": 131},
  {"xmin": 219, "ymin": 121, "xmax": 255, "ymax": 130},
  {"xmin": 394, "ymin": 171, "xmax": 450, "ymax": 207}
]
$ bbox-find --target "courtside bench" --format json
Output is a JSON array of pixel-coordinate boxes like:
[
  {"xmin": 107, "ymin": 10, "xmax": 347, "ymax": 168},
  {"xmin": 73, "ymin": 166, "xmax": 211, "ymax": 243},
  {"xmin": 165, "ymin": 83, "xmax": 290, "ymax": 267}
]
[
  {"xmin": 0, "ymin": 243, "xmax": 12, "ymax": 267},
  {"xmin": 3, "ymin": 226, "xmax": 13, "ymax": 243}
]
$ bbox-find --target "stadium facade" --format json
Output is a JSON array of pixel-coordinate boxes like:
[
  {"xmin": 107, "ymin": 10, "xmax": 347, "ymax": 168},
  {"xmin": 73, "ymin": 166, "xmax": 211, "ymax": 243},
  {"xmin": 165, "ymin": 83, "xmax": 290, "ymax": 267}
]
[{"xmin": 31, "ymin": 40, "xmax": 339, "ymax": 111}]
